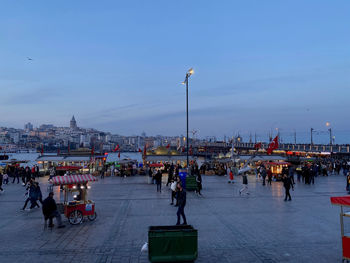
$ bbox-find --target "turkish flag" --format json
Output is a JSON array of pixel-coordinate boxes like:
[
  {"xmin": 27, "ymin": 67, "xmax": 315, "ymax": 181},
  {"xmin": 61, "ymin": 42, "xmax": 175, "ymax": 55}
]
[
  {"xmin": 91, "ymin": 146, "xmax": 94, "ymax": 155},
  {"xmin": 166, "ymin": 144, "xmax": 170, "ymax": 149},
  {"xmin": 189, "ymin": 145, "xmax": 193, "ymax": 155},
  {"xmin": 138, "ymin": 148, "xmax": 142, "ymax": 153},
  {"xmin": 41, "ymin": 145, "xmax": 44, "ymax": 155},
  {"xmin": 182, "ymin": 147, "xmax": 185, "ymax": 153},
  {"xmin": 143, "ymin": 145, "xmax": 147, "ymax": 155},
  {"xmin": 118, "ymin": 151, "xmax": 121, "ymax": 158},
  {"xmin": 254, "ymin": 142, "xmax": 262, "ymax": 149},
  {"xmin": 113, "ymin": 144, "xmax": 120, "ymax": 152},
  {"xmin": 267, "ymin": 136, "xmax": 279, "ymax": 154}
]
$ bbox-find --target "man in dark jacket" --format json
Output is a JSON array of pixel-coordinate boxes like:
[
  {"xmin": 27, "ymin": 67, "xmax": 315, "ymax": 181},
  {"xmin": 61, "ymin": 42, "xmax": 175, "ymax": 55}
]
[
  {"xmin": 282, "ymin": 175, "xmax": 294, "ymax": 201},
  {"xmin": 155, "ymin": 170, "xmax": 162, "ymax": 192},
  {"xmin": 176, "ymin": 183, "xmax": 187, "ymax": 225},
  {"xmin": 42, "ymin": 192, "xmax": 65, "ymax": 228}
]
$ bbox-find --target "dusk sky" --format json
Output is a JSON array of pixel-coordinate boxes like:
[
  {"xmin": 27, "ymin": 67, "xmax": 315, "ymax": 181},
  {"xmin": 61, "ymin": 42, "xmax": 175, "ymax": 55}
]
[{"xmin": 1, "ymin": 1, "xmax": 349, "ymax": 141}]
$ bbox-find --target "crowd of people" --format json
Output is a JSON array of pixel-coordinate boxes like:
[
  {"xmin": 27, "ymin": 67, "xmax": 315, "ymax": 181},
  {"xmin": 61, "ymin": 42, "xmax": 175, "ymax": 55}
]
[{"xmin": 1, "ymin": 156, "xmax": 349, "ymax": 230}]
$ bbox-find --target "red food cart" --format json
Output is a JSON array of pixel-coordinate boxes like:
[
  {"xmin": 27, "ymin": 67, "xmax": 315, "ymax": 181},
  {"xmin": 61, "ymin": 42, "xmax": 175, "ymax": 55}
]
[
  {"xmin": 51, "ymin": 174, "xmax": 98, "ymax": 225},
  {"xmin": 330, "ymin": 196, "xmax": 350, "ymax": 262}
]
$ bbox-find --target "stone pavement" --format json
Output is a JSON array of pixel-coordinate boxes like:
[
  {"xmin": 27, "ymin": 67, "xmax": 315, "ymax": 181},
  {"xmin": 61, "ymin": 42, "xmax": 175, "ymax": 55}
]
[{"xmin": 0, "ymin": 174, "xmax": 346, "ymax": 262}]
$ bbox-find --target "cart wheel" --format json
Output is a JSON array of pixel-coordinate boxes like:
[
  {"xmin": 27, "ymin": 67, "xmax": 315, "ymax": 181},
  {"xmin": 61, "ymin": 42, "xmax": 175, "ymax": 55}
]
[
  {"xmin": 88, "ymin": 212, "xmax": 97, "ymax": 221},
  {"xmin": 68, "ymin": 210, "xmax": 83, "ymax": 225}
]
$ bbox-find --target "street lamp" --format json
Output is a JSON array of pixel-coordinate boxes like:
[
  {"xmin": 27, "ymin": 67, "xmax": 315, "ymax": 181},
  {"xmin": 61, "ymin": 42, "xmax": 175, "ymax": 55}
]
[
  {"xmin": 182, "ymin": 68, "xmax": 194, "ymax": 169},
  {"xmin": 326, "ymin": 122, "xmax": 332, "ymax": 145},
  {"xmin": 310, "ymin": 128, "xmax": 314, "ymax": 145}
]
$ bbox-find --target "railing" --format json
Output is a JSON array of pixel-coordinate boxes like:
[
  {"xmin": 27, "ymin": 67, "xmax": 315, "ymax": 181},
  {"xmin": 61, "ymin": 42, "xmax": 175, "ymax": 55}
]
[{"xmin": 234, "ymin": 142, "xmax": 350, "ymax": 153}]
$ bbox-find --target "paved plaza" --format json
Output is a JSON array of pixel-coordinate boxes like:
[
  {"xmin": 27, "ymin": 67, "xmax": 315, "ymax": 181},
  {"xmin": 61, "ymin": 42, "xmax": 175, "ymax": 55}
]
[{"xmin": 0, "ymin": 174, "xmax": 346, "ymax": 262}]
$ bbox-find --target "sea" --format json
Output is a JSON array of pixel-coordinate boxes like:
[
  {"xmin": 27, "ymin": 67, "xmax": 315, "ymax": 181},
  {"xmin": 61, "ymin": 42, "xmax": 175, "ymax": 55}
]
[{"xmin": 2, "ymin": 152, "xmax": 144, "ymax": 167}]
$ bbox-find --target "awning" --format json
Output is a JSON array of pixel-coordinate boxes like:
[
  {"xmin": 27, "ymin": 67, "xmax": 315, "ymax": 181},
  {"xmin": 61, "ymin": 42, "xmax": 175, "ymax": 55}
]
[
  {"xmin": 330, "ymin": 196, "xmax": 350, "ymax": 207},
  {"xmin": 51, "ymin": 174, "xmax": 97, "ymax": 185},
  {"xmin": 149, "ymin": 163, "xmax": 164, "ymax": 167},
  {"xmin": 263, "ymin": 162, "xmax": 291, "ymax": 166},
  {"xmin": 56, "ymin": 166, "xmax": 82, "ymax": 171}
]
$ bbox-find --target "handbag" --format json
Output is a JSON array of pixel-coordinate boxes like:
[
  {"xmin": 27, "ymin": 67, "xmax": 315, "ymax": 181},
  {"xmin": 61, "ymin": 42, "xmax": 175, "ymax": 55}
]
[{"xmin": 171, "ymin": 182, "xmax": 177, "ymax": 191}]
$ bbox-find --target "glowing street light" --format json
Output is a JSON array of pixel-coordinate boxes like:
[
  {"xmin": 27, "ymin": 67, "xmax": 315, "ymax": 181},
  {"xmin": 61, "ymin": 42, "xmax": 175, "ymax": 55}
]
[
  {"xmin": 182, "ymin": 68, "xmax": 194, "ymax": 168},
  {"xmin": 326, "ymin": 122, "xmax": 332, "ymax": 145}
]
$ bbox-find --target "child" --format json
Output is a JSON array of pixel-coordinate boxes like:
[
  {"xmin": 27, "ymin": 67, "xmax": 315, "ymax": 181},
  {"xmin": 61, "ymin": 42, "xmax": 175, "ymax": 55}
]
[{"xmin": 3, "ymin": 173, "xmax": 9, "ymax": 184}]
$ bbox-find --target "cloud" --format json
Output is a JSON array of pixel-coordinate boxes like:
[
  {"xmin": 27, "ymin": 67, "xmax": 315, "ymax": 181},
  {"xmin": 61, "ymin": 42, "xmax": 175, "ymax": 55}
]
[{"xmin": 3, "ymin": 87, "xmax": 60, "ymax": 105}]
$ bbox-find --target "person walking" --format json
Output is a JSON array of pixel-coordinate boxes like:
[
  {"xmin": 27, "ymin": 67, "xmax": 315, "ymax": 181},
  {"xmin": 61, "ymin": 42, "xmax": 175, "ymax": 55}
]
[
  {"xmin": 100, "ymin": 168, "xmax": 105, "ymax": 179},
  {"xmin": 176, "ymin": 183, "xmax": 187, "ymax": 225},
  {"xmin": 195, "ymin": 173, "xmax": 202, "ymax": 196},
  {"xmin": 288, "ymin": 165, "xmax": 295, "ymax": 185},
  {"xmin": 232, "ymin": 164, "xmax": 238, "ymax": 184},
  {"xmin": 170, "ymin": 178, "xmax": 177, "ymax": 205},
  {"xmin": 3, "ymin": 173, "xmax": 8, "ymax": 185},
  {"xmin": 227, "ymin": 166, "xmax": 232, "ymax": 183},
  {"xmin": 35, "ymin": 182, "xmax": 43, "ymax": 205},
  {"xmin": 22, "ymin": 180, "xmax": 34, "ymax": 210},
  {"xmin": 267, "ymin": 169, "xmax": 272, "ymax": 185},
  {"xmin": 12, "ymin": 167, "xmax": 19, "ymax": 184},
  {"xmin": 282, "ymin": 174, "xmax": 294, "ymax": 201},
  {"xmin": 167, "ymin": 164, "xmax": 174, "ymax": 187},
  {"xmin": 148, "ymin": 167, "xmax": 153, "ymax": 184},
  {"xmin": 261, "ymin": 166, "xmax": 267, "ymax": 186},
  {"xmin": 29, "ymin": 183, "xmax": 40, "ymax": 209},
  {"xmin": 25, "ymin": 167, "xmax": 31, "ymax": 185},
  {"xmin": 20, "ymin": 167, "xmax": 26, "ymax": 186},
  {"xmin": 42, "ymin": 192, "xmax": 65, "ymax": 228},
  {"xmin": 155, "ymin": 169, "xmax": 162, "ymax": 192},
  {"xmin": 0, "ymin": 172, "xmax": 4, "ymax": 192},
  {"xmin": 239, "ymin": 172, "xmax": 249, "ymax": 195},
  {"xmin": 346, "ymin": 172, "xmax": 350, "ymax": 194}
]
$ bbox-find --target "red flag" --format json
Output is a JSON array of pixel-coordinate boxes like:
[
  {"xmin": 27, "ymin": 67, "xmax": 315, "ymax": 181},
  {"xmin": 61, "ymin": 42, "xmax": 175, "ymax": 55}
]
[
  {"xmin": 91, "ymin": 146, "xmax": 94, "ymax": 155},
  {"xmin": 118, "ymin": 151, "xmax": 121, "ymax": 158},
  {"xmin": 41, "ymin": 145, "xmax": 44, "ymax": 155},
  {"xmin": 189, "ymin": 145, "xmax": 193, "ymax": 155},
  {"xmin": 254, "ymin": 142, "xmax": 262, "ymax": 150},
  {"xmin": 166, "ymin": 143, "xmax": 170, "ymax": 149},
  {"xmin": 182, "ymin": 146, "xmax": 185, "ymax": 153},
  {"xmin": 267, "ymin": 136, "xmax": 279, "ymax": 154},
  {"xmin": 143, "ymin": 145, "xmax": 147, "ymax": 155},
  {"xmin": 113, "ymin": 144, "xmax": 120, "ymax": 152},
  {"xmin": 138, "ymin": 148, "xmax": 142, "ymax": 153}
]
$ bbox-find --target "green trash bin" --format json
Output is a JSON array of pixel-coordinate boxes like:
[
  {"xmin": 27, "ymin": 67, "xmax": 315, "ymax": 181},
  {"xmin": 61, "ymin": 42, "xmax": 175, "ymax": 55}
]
[
  {"xmin": 148, "ymin": 225, "xmax": 198, "ymax": 262},
  {"xmin": 185, "ymin": 176, "xmax": 198, "ymax": 191}
]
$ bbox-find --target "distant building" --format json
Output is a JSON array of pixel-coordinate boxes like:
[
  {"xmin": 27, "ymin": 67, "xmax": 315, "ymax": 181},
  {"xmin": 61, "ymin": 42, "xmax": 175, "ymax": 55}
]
[
  {"xmin": 39, "ymin": 124, "xmax": 54, "ymax": 130},
  {"xmin": 70, "ymin": 116, "xmax": 78, "ymax": 130},
  {"xmin": 24, "ymin": 122, "xmax": 33, "ymax": 131}
]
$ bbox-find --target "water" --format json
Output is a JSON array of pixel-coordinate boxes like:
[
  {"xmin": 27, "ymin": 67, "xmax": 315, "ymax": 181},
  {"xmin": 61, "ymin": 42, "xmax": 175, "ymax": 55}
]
[
  {"xmin": 106, "ymin": 152, "xmax": 143, "ymax": 163},
  {"xmin": 2, "ymin": 152, "xmax": 144, "ymax": 166}
]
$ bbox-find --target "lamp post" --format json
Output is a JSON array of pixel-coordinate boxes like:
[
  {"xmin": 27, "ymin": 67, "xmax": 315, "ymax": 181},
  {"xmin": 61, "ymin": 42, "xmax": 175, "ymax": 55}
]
[
  {"xmin": 182, "ymin": 68, "xmax": 194, "ymax": 170},
  {"xmin": 310, "ymin": 128, "xmax": 314, "ymax": 145},
  {"xmin": 326, "ymin": 122, "xmax": 332, "ymax": 145}
]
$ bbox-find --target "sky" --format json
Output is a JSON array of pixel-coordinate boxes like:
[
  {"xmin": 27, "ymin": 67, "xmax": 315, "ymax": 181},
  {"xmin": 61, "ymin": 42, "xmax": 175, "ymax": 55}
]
[{"xmin": 1, "ymin": 0, "xmax": 350, "ymax": 143}]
